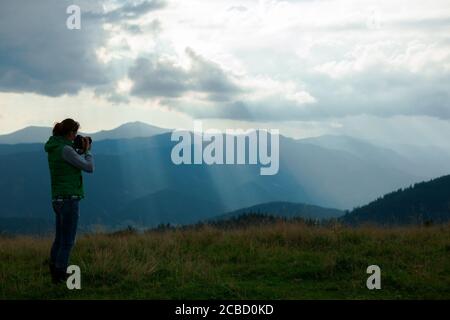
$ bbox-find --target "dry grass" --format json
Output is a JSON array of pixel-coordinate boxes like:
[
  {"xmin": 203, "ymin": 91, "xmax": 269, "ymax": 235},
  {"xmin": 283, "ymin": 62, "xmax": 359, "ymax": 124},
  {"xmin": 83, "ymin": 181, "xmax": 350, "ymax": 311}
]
[{"xmin": 0, "ymin": 222, "xmax": 449, "ymax": 299}]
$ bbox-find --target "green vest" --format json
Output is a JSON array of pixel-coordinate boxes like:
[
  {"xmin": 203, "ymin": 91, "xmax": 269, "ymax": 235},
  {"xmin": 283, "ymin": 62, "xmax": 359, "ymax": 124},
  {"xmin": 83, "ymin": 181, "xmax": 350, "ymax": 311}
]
[{"xmin": 44, "ymin": 136, "xmax": 84, "ymax": 199}]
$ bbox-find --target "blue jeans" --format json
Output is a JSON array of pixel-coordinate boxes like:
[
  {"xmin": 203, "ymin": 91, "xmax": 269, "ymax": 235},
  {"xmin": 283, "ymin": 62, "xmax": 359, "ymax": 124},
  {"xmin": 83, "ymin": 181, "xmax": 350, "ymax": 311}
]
[{"xmin": 50, "ymin": 199, "xmax": 80, "ymax": 270}]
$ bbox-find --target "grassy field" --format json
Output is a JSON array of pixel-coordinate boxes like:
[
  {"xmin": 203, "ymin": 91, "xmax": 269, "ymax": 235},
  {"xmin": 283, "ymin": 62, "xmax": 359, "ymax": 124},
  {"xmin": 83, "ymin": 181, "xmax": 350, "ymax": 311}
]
[{"xmin": 1, "ymin": 222, "xmax": 449, "ymax": 299}]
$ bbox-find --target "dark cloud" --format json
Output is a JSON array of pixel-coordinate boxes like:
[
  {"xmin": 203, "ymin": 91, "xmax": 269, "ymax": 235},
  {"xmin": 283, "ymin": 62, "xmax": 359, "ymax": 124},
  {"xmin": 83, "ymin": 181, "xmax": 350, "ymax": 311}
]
[
  {"xmin": 186, "ymin": 48, "xmax": 242, "ymax": 98},
  {"xmin": 0, "ymin": 0, "xmax": 106, "ymax": 96},
  {"xmin": 0, "ymin": 0, "xmax": 166, "ymax": 96},
  {"xmin": 129, "ymin": 48, "xmax": 242, "ymax": 100},
  {"xmin": 303, "ymin": 67, "xmax": 450, "ymax": 120},
  {"xmin": 161, "ymin": 32, "xmax": 450, "ymax": 122},
  {"xmin": 87, "ymin": 0, "xmax": 166, "ymax": 22},
  {"xmin": 129, "ymin": 57, "xmax": 190, "ymax": 97},
  {"xmin": 162, "ymin": 63, "xmax": 450, "ymax": 122},
  {"xmin": 2, "ymin": 0, "xmax": 449, "ymax": 124}
]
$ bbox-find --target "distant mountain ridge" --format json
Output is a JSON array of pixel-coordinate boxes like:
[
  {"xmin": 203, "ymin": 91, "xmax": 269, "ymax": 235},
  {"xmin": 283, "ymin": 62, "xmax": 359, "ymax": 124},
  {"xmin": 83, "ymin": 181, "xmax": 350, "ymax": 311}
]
[
  {"xmin": 0, "ymin": 131, "xmax": 424, "ymax": 227},
  {"xmin": 0, "ymin": 121, "xmax": 170, "ymax": 144},
  {"xmin": 89, "ymin": 122, "xmax": 171, "ymax": 141},
  {"xmin": 3, "ymin": 124, "xmax": 450, "ymax": 179},
  {"xmin": 1, "ymin": 122, "xmax": 448, "ymax": 233},
  {"xmin": 0, "ymin": 126, "xmax": 53, "ymax": 144},
  {"xmin": 342, "ymin": 175, "xmax": 450, "ymax": 225},
  {"xmin": 299, "ymin": 134, "xmax": 450, "ymax": 178},
  {"xmin": 213, "ymin": 201, "xmax": 344, "ymax": 222}
]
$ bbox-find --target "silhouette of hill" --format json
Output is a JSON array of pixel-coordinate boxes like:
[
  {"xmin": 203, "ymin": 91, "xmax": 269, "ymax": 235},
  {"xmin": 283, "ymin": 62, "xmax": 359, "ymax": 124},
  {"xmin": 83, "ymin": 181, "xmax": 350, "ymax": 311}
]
[
  {"xmin": 0, "ymin": 126, "xmax": 53, "ymax": 144},
  {"xmin": 213, "ymin": 201, "xmax": 343, "ymax": 222},
  {"xmin": 342, "ymin": 175, "xmax": 450, "ymax": 225},
  {"xmin": 89, "ymin": 121, "xmax": 170, "ymax": 141},
  {"xmin": 199, "ymin": 213, "xmax": 321, "ymax": 230},
  {"xmin": 0, "ymin": 121, "xmax": 169, "ymax": 144}
]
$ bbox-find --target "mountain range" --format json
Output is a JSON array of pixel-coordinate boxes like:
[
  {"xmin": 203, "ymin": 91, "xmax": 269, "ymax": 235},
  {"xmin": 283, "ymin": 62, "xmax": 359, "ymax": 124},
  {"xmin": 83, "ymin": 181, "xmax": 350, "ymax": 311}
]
[
  {"xmin": 0, "ymin": 121, "xmax": 170, "ymax": 144},
  {"xmin": 342, "ymin": 175, "xmax": 450, "ymax": 225},
  {"xmin": 0, "ymin": 121, "xmax": 449, "ymax": 233},
  {"xmin": 212, "ymin": 202, "xmax": 344, "ymax": 222}
]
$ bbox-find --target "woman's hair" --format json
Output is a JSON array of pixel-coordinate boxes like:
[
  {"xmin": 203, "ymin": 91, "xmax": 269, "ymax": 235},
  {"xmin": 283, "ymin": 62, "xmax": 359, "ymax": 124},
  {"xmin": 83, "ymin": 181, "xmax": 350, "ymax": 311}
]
[{"xmin": 52, "ymin": 118, "xmax": 80, "ymax": 137}]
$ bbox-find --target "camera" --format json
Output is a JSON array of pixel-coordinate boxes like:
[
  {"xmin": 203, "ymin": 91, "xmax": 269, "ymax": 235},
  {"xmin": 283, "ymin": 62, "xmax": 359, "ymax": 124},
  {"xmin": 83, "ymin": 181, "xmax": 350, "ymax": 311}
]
[{"xmin": 73, "ymin": 135, "xmax": 92, "ymax": 150}]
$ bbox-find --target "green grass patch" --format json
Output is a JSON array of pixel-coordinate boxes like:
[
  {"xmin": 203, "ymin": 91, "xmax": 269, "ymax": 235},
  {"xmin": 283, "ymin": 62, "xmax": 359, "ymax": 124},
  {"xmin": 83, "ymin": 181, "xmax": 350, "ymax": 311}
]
[{"xmin": 0, "ymin": 223, "xmax": 449, "ymax": 299}]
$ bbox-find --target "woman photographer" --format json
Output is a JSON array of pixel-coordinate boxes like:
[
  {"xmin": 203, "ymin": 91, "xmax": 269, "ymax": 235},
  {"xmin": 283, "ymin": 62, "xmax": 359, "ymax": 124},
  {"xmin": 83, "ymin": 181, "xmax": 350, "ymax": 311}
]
[{"xmin": 44, "ymin": 118, "xmax": 94, "ymax": 284}]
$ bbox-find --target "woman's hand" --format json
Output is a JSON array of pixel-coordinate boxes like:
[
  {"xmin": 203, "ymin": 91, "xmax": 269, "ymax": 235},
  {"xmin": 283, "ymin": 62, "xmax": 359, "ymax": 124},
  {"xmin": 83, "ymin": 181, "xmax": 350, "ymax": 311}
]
[{"xmin": 82, "ymin": 137, "xmax": 92, "ymax": 153}]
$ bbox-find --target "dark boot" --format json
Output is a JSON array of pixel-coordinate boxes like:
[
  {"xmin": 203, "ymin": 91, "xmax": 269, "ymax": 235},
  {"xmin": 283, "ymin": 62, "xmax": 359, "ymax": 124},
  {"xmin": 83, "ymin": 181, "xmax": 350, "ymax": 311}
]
[
  {"xmin": 52, "ymin": 267, "xmax": 68, "ymax": 284},
  {"xmin": 49, "ymin": 262, "xmax": 59, "ymax": 283}
]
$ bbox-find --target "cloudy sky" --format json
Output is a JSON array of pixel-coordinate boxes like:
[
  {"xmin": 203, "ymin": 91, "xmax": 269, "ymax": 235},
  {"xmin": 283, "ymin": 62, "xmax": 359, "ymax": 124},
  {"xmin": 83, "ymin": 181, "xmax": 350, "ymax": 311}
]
[{"xmin": 1, "ymin": 0, "xmax": 450, "ymax": 147}]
